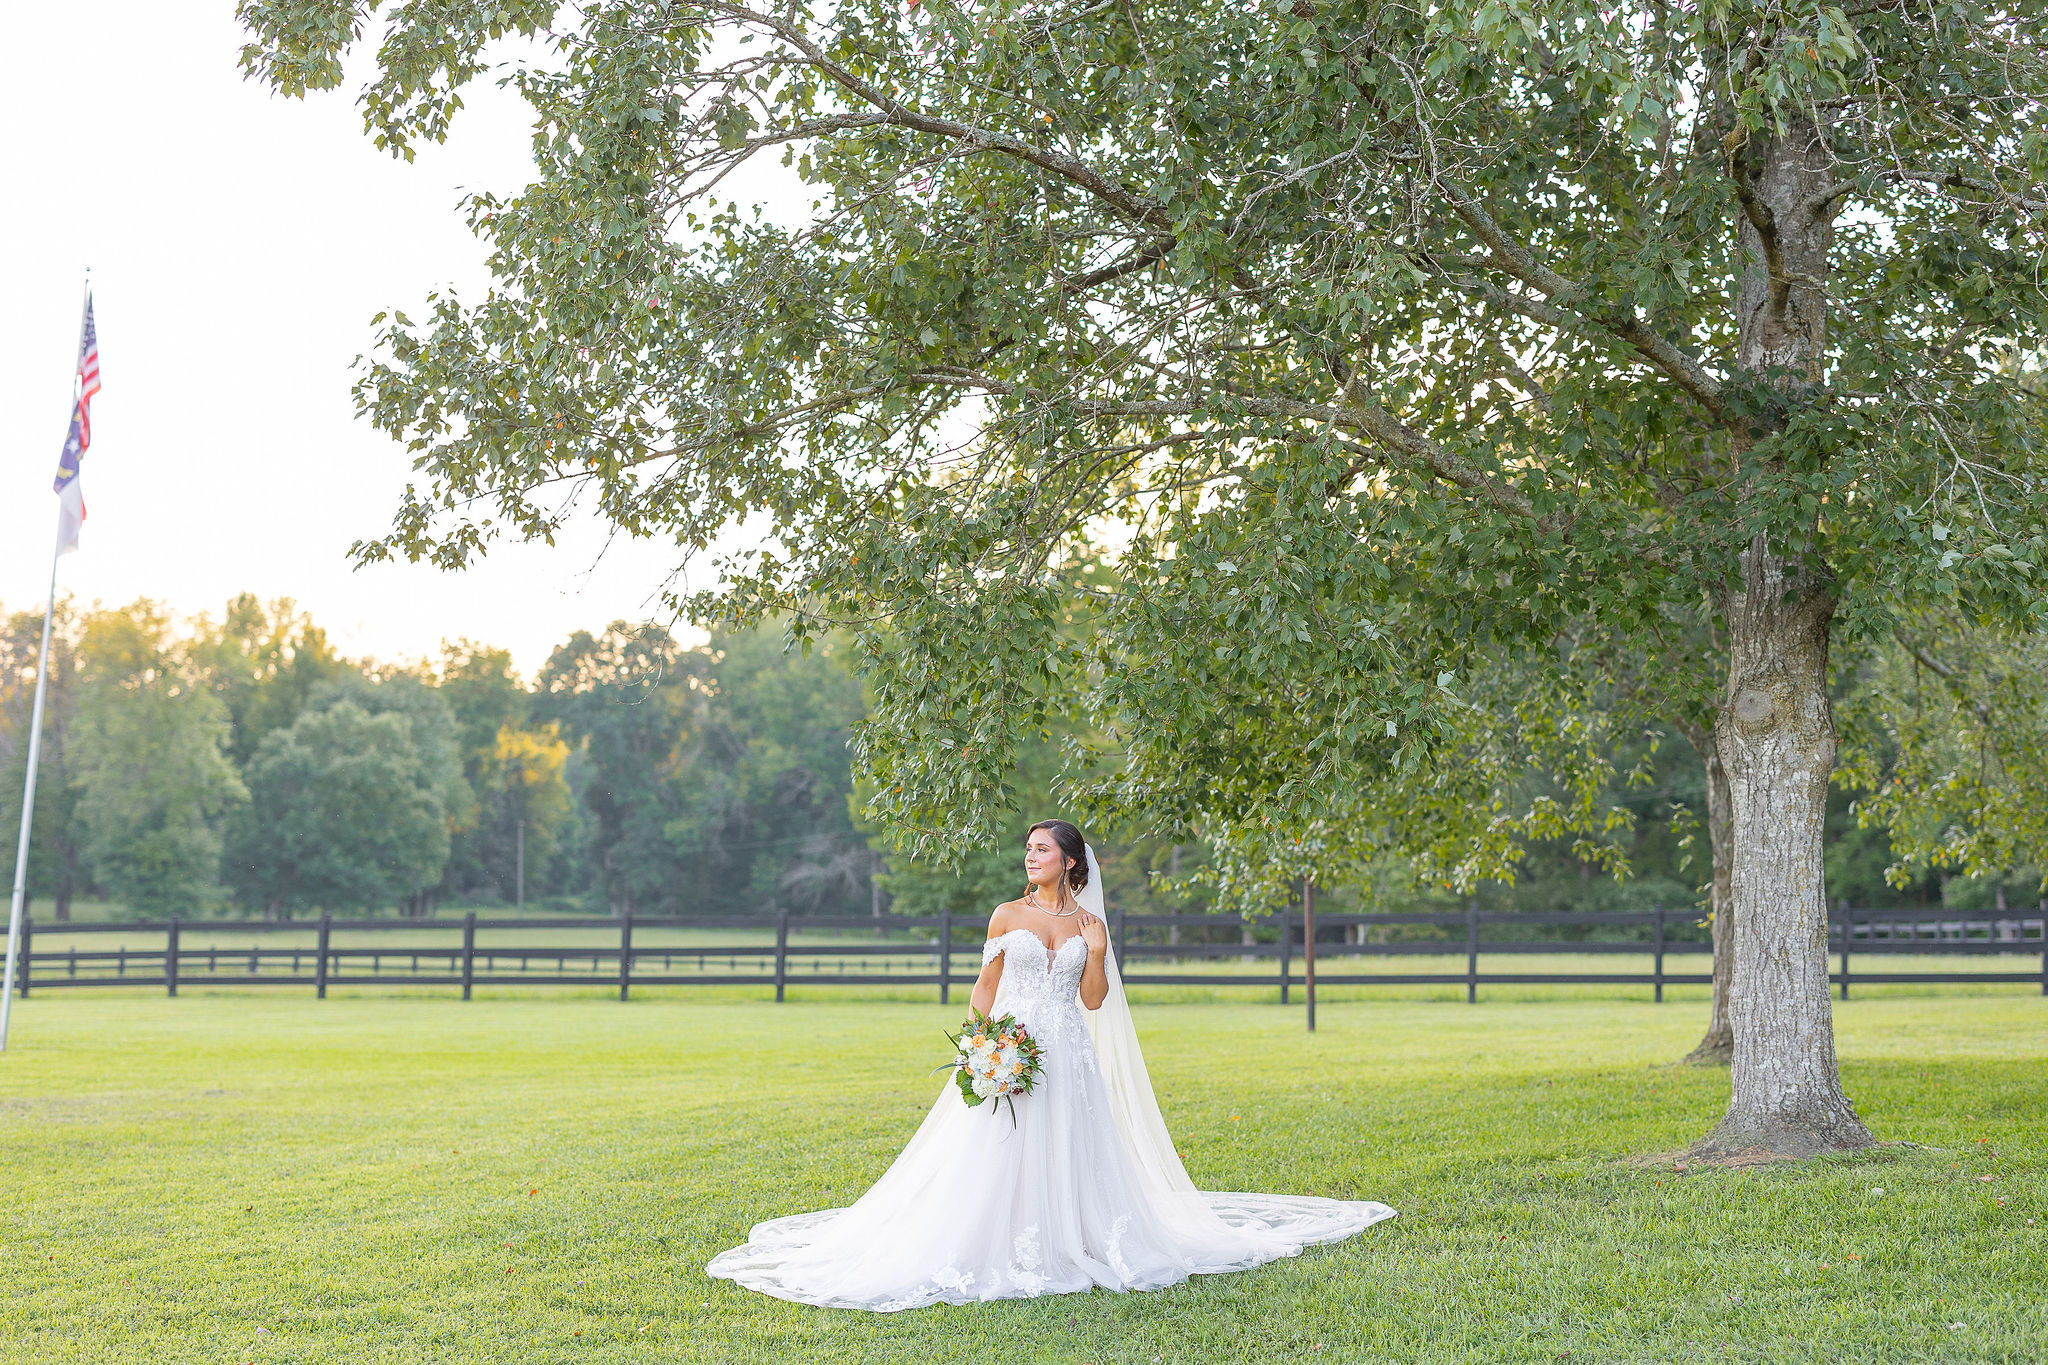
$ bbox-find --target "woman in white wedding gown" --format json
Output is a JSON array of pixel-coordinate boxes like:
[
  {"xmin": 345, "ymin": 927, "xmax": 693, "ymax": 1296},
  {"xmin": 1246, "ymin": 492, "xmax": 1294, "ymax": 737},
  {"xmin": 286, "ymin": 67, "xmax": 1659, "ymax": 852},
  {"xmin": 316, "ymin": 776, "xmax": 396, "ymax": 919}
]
[{"xmin": 706, "ymin": 820, "xmax": 1395, "ymax": 1311}]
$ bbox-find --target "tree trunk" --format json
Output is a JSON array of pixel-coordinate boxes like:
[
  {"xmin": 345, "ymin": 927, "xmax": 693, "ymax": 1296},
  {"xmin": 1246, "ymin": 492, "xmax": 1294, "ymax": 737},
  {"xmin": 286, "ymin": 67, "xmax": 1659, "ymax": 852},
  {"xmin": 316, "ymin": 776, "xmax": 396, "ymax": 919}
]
[
  {"xmin": 1693, "ymin": 537, "xmax": 1873, "ymax": 1159},
  {"xmin": 1675, "ymin": 720, "xmax": 1734, "ymax": 1065}
]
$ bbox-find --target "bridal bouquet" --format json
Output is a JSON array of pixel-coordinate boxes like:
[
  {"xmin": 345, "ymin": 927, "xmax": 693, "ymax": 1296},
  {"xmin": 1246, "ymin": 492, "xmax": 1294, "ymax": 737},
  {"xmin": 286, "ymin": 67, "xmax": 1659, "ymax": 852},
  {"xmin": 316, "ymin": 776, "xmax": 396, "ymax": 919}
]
[{"xmin": 941, "ymin": 1010, "xmax": 1043, "ymax": 1124}]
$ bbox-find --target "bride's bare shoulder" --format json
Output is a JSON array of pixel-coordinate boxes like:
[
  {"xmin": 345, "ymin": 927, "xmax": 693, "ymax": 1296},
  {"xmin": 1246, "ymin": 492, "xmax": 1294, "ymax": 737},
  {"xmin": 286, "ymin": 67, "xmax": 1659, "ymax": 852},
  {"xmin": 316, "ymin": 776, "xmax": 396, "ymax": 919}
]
[{"xmin": 986, "ymin": 898, "xmax": 1029, "ymax": 934}]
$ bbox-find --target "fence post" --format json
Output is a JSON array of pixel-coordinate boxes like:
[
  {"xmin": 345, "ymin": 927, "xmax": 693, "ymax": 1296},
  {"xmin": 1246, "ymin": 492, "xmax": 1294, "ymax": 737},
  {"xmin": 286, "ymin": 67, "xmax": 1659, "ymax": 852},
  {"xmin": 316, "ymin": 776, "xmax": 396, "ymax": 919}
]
[
  {"xmin": 166, "ymin": 918, "xmax": 180, "ymax": 998},
  {"xmin": 1114, "ymin": 904, "xmax": 1127, "ymax": 974},
  {"xmin": 1303, "ymin": 878, "xmax": 1317, "ymax": 1033},
  {"xmin": 16, "ymin": 916, "xmax": 28, "ymax": 999},
  {"xmin": 938, "ymin": 907, "xmax": 952, "ymax": 1007},
  {"xmin": 2040, "ymin": 900, "xmax": 2046, "ymax": 998},
  {"xmin": 1844, "ymin": 902, "xmax": 1855, "ymax": 999},
  {"xmin": 1466, "ymin": 900, "xmax": 1479, "ymax": 1004},
  {"xmin": 769, "ymin": 908, "xmax": 788, "ymax": 1002},
  {"xmin": 619, "ymin": 913, "xmax": 635, "ymax": 1002},
  {"xmin": 315, "ymin": 913, "xmax": 331, "ymax": 999},
  {"xmin": 461, "ymin": 911, "xmax": 476, "ymax": 1000},
  {"xmin": 1278, "ymin": 904, "xmax": 1292, "ymax": 1005},
  {"xmin": 1653, "ymin": 903, "xmax": 1665, "ymax": 1004}
]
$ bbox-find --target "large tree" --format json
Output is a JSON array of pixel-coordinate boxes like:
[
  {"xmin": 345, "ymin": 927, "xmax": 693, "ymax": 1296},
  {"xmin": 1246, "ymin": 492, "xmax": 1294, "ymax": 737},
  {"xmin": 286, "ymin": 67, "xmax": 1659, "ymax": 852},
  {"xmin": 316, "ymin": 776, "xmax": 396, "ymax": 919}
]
[
  {"xmin": 224, "ymin": 700, "xmax": 454, "ymax": 915},
  {"xmin": 242, "ymin": 0, "xmax": 2047, "ymax": 1156},
  {"xmin": 68, "ymin": 603, "xmax": 247, "ymax": 918}
]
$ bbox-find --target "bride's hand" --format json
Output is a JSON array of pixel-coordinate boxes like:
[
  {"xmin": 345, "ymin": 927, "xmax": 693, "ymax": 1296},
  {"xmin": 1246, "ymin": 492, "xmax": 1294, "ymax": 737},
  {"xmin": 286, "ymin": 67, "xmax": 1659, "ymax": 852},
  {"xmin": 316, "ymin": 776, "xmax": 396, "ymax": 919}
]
[{"xmin": 1079, "ymin": 912, "xmax": 1108, "ymax": 956}]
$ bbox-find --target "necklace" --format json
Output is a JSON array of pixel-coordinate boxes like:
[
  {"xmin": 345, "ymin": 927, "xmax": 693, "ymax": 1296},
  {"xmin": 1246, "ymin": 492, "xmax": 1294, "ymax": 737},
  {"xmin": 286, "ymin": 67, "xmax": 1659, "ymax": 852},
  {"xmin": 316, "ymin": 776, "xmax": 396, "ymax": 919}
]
[{"xmin": 1027, "ymin": 885, "xmax": 1080, "ymax": 918}]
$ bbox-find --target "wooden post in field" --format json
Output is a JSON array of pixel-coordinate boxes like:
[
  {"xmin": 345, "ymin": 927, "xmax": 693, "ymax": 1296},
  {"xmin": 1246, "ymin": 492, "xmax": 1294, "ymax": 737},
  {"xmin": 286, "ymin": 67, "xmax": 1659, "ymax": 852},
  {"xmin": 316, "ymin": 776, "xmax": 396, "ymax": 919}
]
[
  {"xmin": 1653, "ymin": 903, "xmax": 1665, "ymax": 1003},
  {"xmin": 619, "ymin": 913, "xmax": 635, "ymax": 1002},
  {"xmin": 1278, "ymin": 903, "xmax": 1292, "ymax": 1005},
  {"xmin": 166, "ymin": 918, "xmax": 180, "ymax": 998},
  {"xmin": 1303, "ymin": 878, "xmax": 1317, "ymax": 1033},
  {"xmin": 1838, "ymin": 901, "xmax": 1852, "ymax": 1001},
  {"xmin": 315, "ymin": 913, "xmax": 331, "ymax": 999},
  {"xmin": 1466, "ymin": 900, "xmax": 1479, "ymax": 1004},
  {"xmin": 938, "ymin": 907, "xmax": 952, "ymax": 1006},
  {"xmin": 461, "ymin": 911, "xmax": 476, "ymax": 1000},
  {"xmin": 772, "ymin": 908, "xmax": 788, "ymax": 1002}
]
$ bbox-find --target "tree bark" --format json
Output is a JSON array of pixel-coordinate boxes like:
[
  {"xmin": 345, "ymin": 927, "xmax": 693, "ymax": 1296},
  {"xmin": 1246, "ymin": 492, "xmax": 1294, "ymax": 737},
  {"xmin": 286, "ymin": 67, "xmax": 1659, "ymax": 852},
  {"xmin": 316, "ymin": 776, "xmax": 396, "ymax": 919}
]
[
  {"xmin": 1686, "ymin": 104, "xmax": 1873, "ymax": 1158},
  {"xmin": 1693, "ymin": 537, "xmax": 1873, "ymax": 1158},
  {"xmin": 1676, "ymin": 719, "xmax": 1734, "ymax": 1064}
]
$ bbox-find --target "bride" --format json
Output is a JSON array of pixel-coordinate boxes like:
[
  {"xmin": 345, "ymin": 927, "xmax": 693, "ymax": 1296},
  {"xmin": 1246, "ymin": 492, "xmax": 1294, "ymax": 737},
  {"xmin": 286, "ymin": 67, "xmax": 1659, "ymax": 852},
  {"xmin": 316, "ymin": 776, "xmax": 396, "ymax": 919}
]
[{"xmin": 707, "ymin": 819, "xmax": 1395, "ymax": 1311}]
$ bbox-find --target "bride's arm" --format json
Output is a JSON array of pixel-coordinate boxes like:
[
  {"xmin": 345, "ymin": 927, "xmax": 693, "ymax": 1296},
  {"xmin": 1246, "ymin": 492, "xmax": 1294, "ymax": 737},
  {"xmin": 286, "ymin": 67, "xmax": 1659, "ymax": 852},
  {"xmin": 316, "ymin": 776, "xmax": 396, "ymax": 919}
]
[
  {"xmin": 968, "ymin": 906, "xmax": 1010, "ymax": 1016},
  {"xmin": 1078, "ymin": 913, "xmax": 1110, "ymax": 1010}
]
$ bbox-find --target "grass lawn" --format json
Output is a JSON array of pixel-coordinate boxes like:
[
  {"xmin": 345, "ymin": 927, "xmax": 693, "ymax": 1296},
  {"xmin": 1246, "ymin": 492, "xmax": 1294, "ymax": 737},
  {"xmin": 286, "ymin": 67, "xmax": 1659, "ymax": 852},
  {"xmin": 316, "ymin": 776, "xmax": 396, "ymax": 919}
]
[{"xmin": 0, "ymin": 992, "xmax": 2041, "ymax": 1363}]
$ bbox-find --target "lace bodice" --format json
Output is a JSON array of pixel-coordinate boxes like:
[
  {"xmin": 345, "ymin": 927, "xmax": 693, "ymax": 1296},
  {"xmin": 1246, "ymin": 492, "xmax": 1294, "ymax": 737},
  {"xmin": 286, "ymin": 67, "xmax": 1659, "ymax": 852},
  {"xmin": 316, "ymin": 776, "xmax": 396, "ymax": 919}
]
[
  {"xmin": 982, "ymin": 927, "xmax": 1089, "ymax": 997},
  {"xmin": 982, "ymin": 928, "xmax": 1096, "ymax": 1063}
]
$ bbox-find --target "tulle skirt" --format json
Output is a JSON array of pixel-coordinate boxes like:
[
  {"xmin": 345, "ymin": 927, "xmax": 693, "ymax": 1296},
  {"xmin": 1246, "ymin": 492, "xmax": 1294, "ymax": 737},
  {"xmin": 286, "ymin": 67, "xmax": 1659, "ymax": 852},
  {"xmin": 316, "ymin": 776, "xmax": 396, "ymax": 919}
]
[{"xmin": 706, "ymin": 1032, "xmax": 1395, "ymax": 1311}]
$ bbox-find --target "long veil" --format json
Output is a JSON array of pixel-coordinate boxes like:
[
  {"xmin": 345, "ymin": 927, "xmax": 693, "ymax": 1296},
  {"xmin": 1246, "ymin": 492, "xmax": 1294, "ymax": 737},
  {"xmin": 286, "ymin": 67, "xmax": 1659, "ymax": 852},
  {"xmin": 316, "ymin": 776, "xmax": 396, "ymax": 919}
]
[{"xmin": 1076, "ymin": 844, "xmax": 1201, "ymax": 1197}]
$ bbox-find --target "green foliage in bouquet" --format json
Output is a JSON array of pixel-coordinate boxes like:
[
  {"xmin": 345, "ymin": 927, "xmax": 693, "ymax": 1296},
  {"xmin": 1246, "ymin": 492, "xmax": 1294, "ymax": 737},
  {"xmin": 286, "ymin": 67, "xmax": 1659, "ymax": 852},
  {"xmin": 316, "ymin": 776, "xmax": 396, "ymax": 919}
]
[{"xmin": 942, "ymin": 1009, "xmax": 1044, "ymax": 1125}]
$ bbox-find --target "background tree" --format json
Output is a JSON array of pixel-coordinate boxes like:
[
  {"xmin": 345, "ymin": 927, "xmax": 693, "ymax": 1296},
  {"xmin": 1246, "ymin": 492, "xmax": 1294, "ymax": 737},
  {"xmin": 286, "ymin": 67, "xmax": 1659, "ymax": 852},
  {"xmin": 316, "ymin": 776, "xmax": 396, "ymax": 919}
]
[
  {"xmin": 224, "ymin": 700, "xmax": 453, "ymax": 916},
  {"xmin": 668, "ymin": 625, "xmax": 874, "ymax": 915},
  {"xmin": 315, "ymin": 670, "xmax": 476, "ymax": 914},
  {"xmin": 0, "ymin": 599, "xmax": 86, "ymax": 919},
  {"xmin": 433, "ymin": 641, "xmax": 538, "ymax": 897},
  {"xmin": 485, "ymin": 721, "xmax": 575, "ymax": 903},
  {"xmin": 1838, "ymin": 619, "xmax": 2048, "ymax": 901},
  {"xmin": 241, "ymin": 0, "xmax": 2048, "ymax": 1156},
  {"xmin": 537, "ymin": 622, "xmax": 698, "ymax": 915},
  {"xmin": 67, "ymin": 602, "xmax": 246, "ymax": 918},
  {"xmin": 188, "ymin": 593, "xmax": 352, "ymax": 766}
]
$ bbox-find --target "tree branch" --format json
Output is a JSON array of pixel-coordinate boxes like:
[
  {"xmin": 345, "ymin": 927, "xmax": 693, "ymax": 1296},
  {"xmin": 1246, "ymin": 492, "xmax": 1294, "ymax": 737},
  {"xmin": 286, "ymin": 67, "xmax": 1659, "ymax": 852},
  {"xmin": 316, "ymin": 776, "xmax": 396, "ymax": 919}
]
[
  {"xmin": 704, "ymin": 3, "xmax": 1174, "ymax": 231},
  {"xmin": 1057, "ymin": 235, "xmax": 1174, "ymax": 294},
  {"xmin": 1801, "ymin": 167, "xmax": 2048, "ymax": 220},
  {"xmin": 1722, "ymin": 130, "xmax": 1790, "ymax": 313},
  {"xmin": 1430, "ymin": 180, "xmax": 1727, "ymax": 418}
]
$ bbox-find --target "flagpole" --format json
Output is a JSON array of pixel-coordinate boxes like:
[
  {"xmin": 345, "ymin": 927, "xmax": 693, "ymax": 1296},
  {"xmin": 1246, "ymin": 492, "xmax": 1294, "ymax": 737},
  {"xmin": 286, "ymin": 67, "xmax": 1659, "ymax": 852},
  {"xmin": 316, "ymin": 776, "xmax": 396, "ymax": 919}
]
[
  {"xmin": 2, "ymin": 273, "xmax": 91, "ymax": 1052},
  {"xmin": 1, "ymin": 546, "xmax": 61, "ymax": 1052}
]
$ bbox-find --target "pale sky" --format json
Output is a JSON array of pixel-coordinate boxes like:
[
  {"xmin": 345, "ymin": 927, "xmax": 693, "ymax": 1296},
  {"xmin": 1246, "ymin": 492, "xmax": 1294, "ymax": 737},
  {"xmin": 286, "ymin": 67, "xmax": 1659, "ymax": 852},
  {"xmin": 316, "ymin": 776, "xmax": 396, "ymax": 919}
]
[{"xmin": 0, "ymin": 5, "xmax": 757, "ymax": 676}]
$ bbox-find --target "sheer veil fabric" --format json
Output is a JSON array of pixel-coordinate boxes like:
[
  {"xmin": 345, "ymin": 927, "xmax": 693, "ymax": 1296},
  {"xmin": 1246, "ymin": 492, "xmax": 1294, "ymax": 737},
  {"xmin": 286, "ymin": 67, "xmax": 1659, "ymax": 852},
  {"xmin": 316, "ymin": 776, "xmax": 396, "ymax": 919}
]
[{"xmin": 705, "ymin": 845, "xmax": 1395, "ymax": 1311}]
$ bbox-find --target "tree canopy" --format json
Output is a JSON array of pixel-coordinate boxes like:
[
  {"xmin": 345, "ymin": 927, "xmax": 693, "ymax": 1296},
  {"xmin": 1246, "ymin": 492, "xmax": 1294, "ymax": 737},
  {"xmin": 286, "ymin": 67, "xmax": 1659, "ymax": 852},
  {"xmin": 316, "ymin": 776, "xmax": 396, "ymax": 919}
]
[{"xmin": 237, "ymin": 0, "xmax": 2047, "ymax": 864}]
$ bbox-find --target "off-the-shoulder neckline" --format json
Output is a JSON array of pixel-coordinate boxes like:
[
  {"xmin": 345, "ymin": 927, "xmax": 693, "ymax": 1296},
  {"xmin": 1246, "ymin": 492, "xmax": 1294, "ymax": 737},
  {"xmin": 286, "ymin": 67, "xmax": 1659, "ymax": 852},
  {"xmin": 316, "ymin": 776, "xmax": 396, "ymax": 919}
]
[{"xmin": 989, "ymin": 925, "xmax": 1087, "ymax": 960}]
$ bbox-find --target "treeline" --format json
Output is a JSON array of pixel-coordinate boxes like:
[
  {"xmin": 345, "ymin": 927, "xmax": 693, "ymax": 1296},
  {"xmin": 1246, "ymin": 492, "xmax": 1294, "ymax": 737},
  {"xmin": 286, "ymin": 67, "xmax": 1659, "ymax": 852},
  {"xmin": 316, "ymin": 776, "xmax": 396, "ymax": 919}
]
[
  {"xmin": 0, "ymin": 595, "xmax": 2000, "ymax": 924},
  {"xmin": 0, "ymin": 595, "xmax": 873, "ymax": 921}
]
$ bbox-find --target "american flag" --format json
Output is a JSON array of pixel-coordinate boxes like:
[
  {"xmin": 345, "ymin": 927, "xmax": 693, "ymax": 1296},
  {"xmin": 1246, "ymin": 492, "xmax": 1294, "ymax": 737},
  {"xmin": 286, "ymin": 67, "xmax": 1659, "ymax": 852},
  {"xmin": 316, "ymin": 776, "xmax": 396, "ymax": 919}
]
[{"xmin": 53, "ymin": 290, "xmax": 98, "ymax": 555}]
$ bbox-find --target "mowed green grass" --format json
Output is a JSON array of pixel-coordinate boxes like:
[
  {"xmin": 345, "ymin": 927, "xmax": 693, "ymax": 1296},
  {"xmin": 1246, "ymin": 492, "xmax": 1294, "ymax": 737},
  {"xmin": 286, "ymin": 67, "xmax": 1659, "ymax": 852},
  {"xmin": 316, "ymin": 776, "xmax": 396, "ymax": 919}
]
[{"xmin": 0, "ymin": 992, "xmax": 2041, "ymax": 1364}]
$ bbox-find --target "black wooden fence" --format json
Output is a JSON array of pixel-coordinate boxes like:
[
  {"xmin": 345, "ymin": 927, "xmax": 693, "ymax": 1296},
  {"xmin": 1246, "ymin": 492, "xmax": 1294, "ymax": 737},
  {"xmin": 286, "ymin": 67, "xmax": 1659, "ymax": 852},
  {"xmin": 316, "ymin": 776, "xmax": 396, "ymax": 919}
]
[{"xmin": 6, "ymin": 906, "xmax": 2043, "ymax": 1001}]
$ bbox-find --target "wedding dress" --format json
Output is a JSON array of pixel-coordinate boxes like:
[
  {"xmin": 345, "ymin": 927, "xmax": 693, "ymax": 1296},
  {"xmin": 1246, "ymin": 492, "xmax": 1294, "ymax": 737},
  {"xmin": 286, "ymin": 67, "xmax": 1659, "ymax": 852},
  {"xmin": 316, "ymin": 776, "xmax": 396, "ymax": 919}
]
[{"xmin": 707, "ymin": 847, "xmax": 1395, "ymax": 1311}]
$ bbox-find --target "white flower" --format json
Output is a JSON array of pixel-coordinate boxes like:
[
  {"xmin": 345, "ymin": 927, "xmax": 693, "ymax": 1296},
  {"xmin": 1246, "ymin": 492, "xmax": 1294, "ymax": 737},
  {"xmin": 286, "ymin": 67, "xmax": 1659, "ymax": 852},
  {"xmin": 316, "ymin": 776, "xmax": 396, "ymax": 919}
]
[
  {"xmin": 971, "ymin": 1074, "xmax": 996, "ymax": 1098},
  {"xmin": 998, "ymin": 1046, "xmax": 1019, "ymax": 1068}
]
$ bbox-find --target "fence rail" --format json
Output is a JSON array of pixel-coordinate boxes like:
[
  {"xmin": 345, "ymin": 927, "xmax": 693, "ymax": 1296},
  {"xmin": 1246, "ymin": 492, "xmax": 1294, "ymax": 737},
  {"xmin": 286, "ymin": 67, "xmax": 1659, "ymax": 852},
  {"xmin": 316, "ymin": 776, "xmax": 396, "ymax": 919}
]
[{"xmin": 5, "ymin": 907, "xmax": 2043, "ymax": 1002}]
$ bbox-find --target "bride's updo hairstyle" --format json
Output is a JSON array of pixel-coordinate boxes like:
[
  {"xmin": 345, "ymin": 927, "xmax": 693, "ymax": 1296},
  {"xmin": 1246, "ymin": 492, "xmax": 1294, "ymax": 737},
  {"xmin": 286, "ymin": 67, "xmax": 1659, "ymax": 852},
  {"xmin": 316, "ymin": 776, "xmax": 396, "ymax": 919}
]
[{"xmin": 1027, "ymin": 819, "xmax": 1090, "ymax": 893}]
